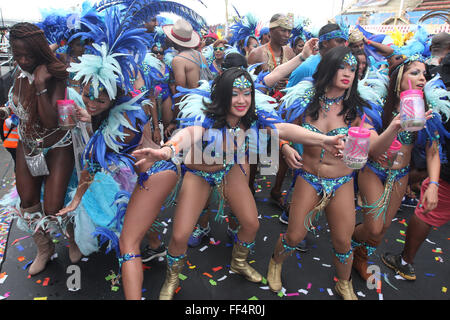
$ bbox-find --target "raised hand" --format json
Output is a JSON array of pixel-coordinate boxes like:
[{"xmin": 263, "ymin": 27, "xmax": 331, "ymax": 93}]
[
  {"xmin": 302, "ymin": 38, "xmax": 319, "ymax": 59},
  {"xmin": 33, "ymin": 64, "xmax": 52, "ymax": 90},
  {"xmin": 75, "ymin": 104, "xmax": 91, "ymax": 123}
]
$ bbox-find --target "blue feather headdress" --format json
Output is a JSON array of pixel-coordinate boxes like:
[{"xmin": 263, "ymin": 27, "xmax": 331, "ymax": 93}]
[
  {"xmin": 146, "ymin": 25, "xmax": 167, "ymax": 50},
  {"xmin": 94, "ymin": 0, "xmax": 208, "ymax": 32},
  {"xmin": 289, "ymin": 16, "xmax": 312, "ymax": 48},
  {"xmin": 228, "ymin": 13, "xmax": 260, "ymax": 53},
  {"xmin": 36, "ymin": 2, "xmax": 97, "ymax": 46},
  {"xmin": 81, "ymin": 93, "xmax": 148, "ymax": 173},
  {"xmin": 67, "ymin": 6, "xmax": 148, "ymax": 99}
]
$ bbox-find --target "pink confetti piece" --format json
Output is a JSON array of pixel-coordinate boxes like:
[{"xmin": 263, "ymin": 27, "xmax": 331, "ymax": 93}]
[{"xmin": 286, "ymin": 292, "xmax": 299, "ymax": 297}]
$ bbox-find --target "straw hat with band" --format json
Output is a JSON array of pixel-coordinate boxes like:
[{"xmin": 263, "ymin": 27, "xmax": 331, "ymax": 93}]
[{"xmin": 163, "ymin": 19, "xmax": 201, "ymax": 48}]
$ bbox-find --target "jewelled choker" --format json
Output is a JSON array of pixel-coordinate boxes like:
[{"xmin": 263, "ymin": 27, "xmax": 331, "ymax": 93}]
[{"xmin": 319, "ymin": 94, "xmax": 345, "ymax": 112}]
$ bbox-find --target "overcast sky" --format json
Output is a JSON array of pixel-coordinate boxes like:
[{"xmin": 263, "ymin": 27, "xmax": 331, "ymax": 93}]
[{"xmin": 0, "ymin": 0, "xmax": 352, "ymax": 28}]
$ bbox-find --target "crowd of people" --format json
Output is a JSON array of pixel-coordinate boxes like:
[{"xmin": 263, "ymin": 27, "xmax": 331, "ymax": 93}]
[{"xmin": 0, "ymin": 1, "xmax": 449, "ymax": 301}]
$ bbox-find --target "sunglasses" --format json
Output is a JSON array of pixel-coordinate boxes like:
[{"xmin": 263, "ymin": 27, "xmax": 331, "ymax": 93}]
[
  {"xmin": 214, "ymin": 47, "xmax": 225, "ymax": 51},
  {"xmin": 152, "ymin": 50, "xmax": 164, "ymax": 55}
]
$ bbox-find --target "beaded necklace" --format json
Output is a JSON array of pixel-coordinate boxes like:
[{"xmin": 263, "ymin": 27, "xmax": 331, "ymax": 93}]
[
  {"xmin": 319, "ymin": 94, "xmax": 345, "ymax": 113},
  {"xmin": 226, "ymin": 118, "xmax": 242, "ymax": 136}
]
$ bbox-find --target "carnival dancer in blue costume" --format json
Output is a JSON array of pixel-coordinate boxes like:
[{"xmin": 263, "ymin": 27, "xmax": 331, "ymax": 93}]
[
  {"xmin": 55, "ymin": 7, "xmax": 151, "ymax": 262},
  {"xmin": 266, "ymin": 46, "xmax": 402, "ymax": 300},
  {"xmin": 352, "ymin": 53, "xmax": 448, "ymax": 281},
  {"xmin": 228, "ymin": 12, "xmax": 261, "ymax": 59},
  {"xmin": 208, "ymin": 39, "xmax": 228, "ymax": 78},
  {"xmin": 145, "ymin": 24, "xmax": 175, "ymax": 133},
  {"xmin": 0, "ymin": 22, "xmax": 78, "ymax": 276},
  {"xmin": 132, "ymin": 67, "xmax": 345, "ymax": 300},
  {"xmin": 186, "ymin": 41, "xmax": 320, "ymax": 249},
  {"xmin": 288, "ymin": 16, "xmax": 313, "ymax": 57}
]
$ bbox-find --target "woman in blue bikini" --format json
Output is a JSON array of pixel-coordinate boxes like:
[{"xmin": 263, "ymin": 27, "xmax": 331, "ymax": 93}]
[
  {"xmin": 132, "ymin": 67, "xmax": 345, "ymax": 300},
  {"xmin": 266, "ymin": 46, "xmax": 398, "ymax": 300},
  {"xmin": 352, "ymin": 54, "xmax": 443, "ymax": 281}
]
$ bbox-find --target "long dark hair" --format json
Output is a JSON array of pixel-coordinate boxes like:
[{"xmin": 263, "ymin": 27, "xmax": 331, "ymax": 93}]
[
  {"xmin": 306, "ymin": 46, "xmax": 368, "ymax": 124},
  {"xmin": 382, "ymin": 60, "xmax": 429, "ymax": 130},
  {"xmin": 353, "ymin": 49, "xmax": 368, "ymax": 79},
  {"xmin": 204, "ymin": 67, "xmax": 257, "ymax": 129}
]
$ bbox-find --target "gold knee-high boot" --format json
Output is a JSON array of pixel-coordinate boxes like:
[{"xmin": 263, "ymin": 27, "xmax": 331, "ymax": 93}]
[
  {"xmin": 267, "ymin": 235, "xmax": 293, "ymax": 292},
  {"xmin": 230, "ymin": 242, "xmax": 262, "ymax": 283},
  {"xmin": 335, "ymin": 277, "xmax": 358, "ymax": 300},
  {"xmin": 22, "ymin": 203, "xmax": 56, "ymax": 276},
  {"xmin": 159, "ymin": 254, "xmax": 187, "ymax": 300}
]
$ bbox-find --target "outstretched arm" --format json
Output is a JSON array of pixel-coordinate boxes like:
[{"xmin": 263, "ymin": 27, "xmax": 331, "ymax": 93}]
[
  {"xmin": 273, "ymin": 122, "xmax": 344, "ymax": 156},
  {"xmin": 365, "ymin": 38, "xmax": 394, "ymax": 57},
  {"xmin": 263, "ymin": 38, "xmax": 318, "ymax": 88},
  {"xmin": 132, "ymin": 125, "xmax": 205, "ymax": 167}
]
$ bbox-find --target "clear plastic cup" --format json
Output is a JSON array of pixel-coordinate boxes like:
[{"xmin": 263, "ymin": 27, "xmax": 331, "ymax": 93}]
[
  {"xmin": 343, "ymin": 127, "xmax": 370, "ymax": 169},
  {"xmin": 400, "ymin": 89, "xmax": 425, "ymax": 132},
  {"xmin": 57, "ymin": 99, "xmax": 77, "ymax": 130}
]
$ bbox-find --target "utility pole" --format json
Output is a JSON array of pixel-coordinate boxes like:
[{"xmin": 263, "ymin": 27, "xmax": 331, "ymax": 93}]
[
  {"xmin": 395, "ymin": 0, "xmax": 405, "ymax": 25},
  {"xmin": 225, "ymin": 0, "xmax": 229, "ymax": 37}
]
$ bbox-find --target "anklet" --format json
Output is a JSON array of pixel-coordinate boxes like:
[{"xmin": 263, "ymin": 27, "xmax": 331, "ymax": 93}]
[
  {"xmin": 234, "ymin": 235, "xmax": 256, "ymax": 253},
  {"xmin": 281, "ymin": 234, "xmax": 297, "ymax": 255},
  {"xmin": 333, "ymin": 247, "xmax": 353, "ymax": 264},
  {"xmin": 118, "ymin": 253, "xmax": 141, "ymax": 269},
  {"xmin": 167, "ymin": 252, "xmax": 186, "ymax": 267},
  {"xmin": 363, "ymin": 242, "xmax": 377, "ymax": 256}
]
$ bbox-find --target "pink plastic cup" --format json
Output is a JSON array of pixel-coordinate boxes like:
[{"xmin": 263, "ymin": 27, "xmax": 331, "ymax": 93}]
[
  {"xmin": 399, "ymin": 89, "xmax": 425, "ymax": 132},
  {"xmin": 57, "ymin": 99, "xmax": 77, "ymax": 130},
  {"xmin": 343, "ymin": 127, "xmax": 371, "ymax": 169}
]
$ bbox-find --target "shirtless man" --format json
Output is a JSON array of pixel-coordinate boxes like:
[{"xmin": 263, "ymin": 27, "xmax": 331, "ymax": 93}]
[
  {"xmin": 248, "ymin": 13, "xmax": 296, "ymax": 75},
  {"xmin": 162, "ymin": 19, "xmax": 213, "ymax": 137}
]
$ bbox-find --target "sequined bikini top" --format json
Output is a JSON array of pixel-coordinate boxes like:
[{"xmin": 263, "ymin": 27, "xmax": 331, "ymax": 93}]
[
  {"xmin": 397, "ymin": 130, "xmax": 414, "ymax": 146},
  {"xmin": 301, "ymin": 122, "xmax": 349, "ymax": 136},
  {"xmin": 301, "ymin": 122, "xmax": 350, "ymax": 161}
]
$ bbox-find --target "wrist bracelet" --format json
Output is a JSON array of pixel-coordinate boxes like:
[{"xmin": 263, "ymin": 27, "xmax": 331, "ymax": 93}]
[
  {"xmin": 161, "ymin": 145, "xmax": 174, "ymax": 159},
  {"xmin": 429, "ymin": 181, "xmax": 439, "ymax": 187},
  {"xmin": 162, "ymin": 142, "xmax": 179, "ymax": 158},
  {"xmin": 299, "ymin": 54, "xmax": 306, "ymax": 62},
  {"xmin": 279, "ymin": 139, "xmax": 290, "ymax": 150},
  {"xmin": 36, "ymin": 88, "xmax": 48, "ymax": 96}
]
